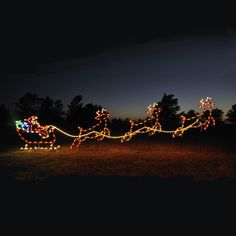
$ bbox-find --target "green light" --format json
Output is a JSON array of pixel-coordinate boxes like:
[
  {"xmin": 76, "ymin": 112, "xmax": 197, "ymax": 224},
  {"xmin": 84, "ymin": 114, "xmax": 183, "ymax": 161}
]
[{"xmin": 15, "ymin": 120, "xmax": 23, "ymax": 129}]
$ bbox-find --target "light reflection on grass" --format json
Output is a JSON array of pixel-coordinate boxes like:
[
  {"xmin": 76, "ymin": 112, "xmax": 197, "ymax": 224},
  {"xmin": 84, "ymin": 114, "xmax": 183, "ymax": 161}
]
[{"xmin": 0, "ymin": 142, "xmax": 235, "ymax": 181}]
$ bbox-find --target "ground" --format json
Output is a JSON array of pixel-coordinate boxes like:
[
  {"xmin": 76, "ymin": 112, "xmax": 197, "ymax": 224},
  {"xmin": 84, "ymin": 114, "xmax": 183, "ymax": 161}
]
[
  {"xmin": 0, "ymin": 140, "xmax": 235, "ymax": 182},
  {"xmin": 1, "ymin": 139, "xmax": 236, "ymax": 212}
]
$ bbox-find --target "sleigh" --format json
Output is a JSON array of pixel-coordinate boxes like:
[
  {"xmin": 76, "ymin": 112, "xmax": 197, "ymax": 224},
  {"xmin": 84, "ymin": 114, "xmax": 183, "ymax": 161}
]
[{"xmin": 15, "ymin": 116, "xmax": 58, "ymax": 150}]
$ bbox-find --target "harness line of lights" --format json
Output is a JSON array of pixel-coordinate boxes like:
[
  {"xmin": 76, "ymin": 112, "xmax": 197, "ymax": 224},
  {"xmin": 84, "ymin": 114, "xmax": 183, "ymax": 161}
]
[{"xmin": 15, "ymin": 97, "xmax": 216, "ymax": 150}]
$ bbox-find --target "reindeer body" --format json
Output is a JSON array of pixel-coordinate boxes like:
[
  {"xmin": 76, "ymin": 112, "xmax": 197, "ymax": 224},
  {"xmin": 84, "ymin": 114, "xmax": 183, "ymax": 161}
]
[
  {"xmin": 71, "ymin": 109, "xmax": 110, "ymax": 148},
  {"xmin": 121, "ymin": 103, "xmax": 162, "ymax": 142}
]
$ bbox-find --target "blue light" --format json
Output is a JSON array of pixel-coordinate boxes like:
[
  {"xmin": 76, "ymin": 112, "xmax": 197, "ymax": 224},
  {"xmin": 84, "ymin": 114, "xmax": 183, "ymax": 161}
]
[{"xmin": 22, "ymin": 121, "xmax": 30, "ymax": 132}]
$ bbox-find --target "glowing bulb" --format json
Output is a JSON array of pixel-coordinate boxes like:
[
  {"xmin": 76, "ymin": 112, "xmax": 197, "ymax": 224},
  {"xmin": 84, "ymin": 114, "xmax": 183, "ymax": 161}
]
[{"xmin": 15, "ymin": 98, "xmax": 216, "ymax": 150}]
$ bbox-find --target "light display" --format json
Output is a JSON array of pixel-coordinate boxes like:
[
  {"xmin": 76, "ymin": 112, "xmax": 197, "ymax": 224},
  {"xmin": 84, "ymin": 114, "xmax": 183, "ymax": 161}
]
[
  {"xmin": 71, "ymin": 108, "xmax": 111, "ymax": 148},
  {"xmin": 15, "ymin": 97, "xmax": 216, "ymax": 149},
  {"xmin": 121, "ymin": 102, "xmax": 161, "ymax": 142},
  {"xmin": 16, "ymin": 116, "xmax": 60, "ymax": 150}
]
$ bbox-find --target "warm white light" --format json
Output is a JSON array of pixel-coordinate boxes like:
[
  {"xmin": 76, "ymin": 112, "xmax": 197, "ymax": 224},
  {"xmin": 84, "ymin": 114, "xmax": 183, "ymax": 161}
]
[{"xmin": 16, "ymin": 98, "xmax": 216, "ymax": 150}]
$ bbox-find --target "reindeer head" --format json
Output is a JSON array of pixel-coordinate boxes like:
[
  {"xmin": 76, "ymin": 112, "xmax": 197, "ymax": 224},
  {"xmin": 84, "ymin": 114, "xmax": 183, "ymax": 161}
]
[
  {"xmin": 146, "ymin": 103, "xmax": 161, "ymax": 118},
  {"xmin": 95, "ymin": 108, "xmax": 110, "ymax": 122},
  {"xmin": 198, "ymin": 97, "xmax": 215, "ymax": 111}
]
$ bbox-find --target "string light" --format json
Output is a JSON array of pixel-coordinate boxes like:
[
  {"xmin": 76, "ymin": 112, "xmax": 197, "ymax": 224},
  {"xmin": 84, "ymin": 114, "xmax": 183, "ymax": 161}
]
[
  {"xmin": 121, "ymin": 102, "xmax": 161, "ymax": 142},
  {"xmin": 71, "ymin": 108, "xmax": 111, "ymax": 148},
  {"xmin": 15, "ymin": 97, "xmax": 216, "ymax": 149},
  {"xmin": 16, "ymin": 116, "xmax": 60, "ymax": 150}
]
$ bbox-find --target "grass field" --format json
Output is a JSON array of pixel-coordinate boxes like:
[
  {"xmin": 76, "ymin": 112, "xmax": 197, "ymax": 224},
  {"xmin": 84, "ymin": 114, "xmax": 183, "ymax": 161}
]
[{"xmin": 0, "ymin": 140, "xmax": 235, "ymax": 182}]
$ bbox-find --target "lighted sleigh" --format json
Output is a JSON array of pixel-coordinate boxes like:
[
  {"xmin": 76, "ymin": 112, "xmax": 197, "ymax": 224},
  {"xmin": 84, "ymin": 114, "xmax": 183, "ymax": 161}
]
[
  {"xmin": 15, "ymin": 97, "xmax": 216, "ymax": 150},
  {"xmin": 15, "ymin": 116, "xmax": 59, "ymax": 150}
]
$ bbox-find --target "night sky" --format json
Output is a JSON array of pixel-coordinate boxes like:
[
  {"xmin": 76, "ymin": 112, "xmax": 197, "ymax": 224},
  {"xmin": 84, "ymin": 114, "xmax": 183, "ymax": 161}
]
[{"xmin": 1, "ymin": 4, "xmax": 236, "ymax": 119}]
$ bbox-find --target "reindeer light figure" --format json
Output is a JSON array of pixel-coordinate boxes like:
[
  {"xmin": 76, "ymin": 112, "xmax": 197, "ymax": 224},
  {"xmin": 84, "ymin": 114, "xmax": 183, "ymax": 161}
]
[
  {"xmin": 71, "ymin": 108, "xmax": 111, "ymax": 148},
  {"xmin": 15, "ymin": 97, "xmax": 216, "ymax": 150},
  {"xmin": 121, "ymin": 102, "xmax": 162, "ymax": 142},
  {"xmin": 172, "ymin": 97, "xmax": 216, "ymax": 138}
]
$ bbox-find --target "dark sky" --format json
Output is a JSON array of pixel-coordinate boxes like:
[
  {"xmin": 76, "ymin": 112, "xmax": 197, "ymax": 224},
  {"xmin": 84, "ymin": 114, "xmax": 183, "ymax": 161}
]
[{"xmin": 1, "ymin": 3, "xmax": 236, "ymax": 119}]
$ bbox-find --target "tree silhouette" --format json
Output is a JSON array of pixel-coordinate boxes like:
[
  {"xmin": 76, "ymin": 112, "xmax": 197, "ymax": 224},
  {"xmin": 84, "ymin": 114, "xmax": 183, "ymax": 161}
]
[
  {"xmin": 15, "ymin": 93, "xmax": 65, "ymax": 126},
  {"xmin": 186, "ymin": 109, "xmax": 197, "ymax": 118},
  {"xmin": 38, "ymin": 97, "xmax": 65, "ymax": 125},
  {"xmin": 212, "ymin": 109, "xmax": 224, "ymax": 124},
  {"xmin": 158, "ymin": 93, "xmax": 180, "ymax": 129},
  {"xmin": 66, "ymin": 96, "xmax": 103, "ymax": 130},
  {"xmin": 38, "ymin": 96, "xmax": 54, "ymax": 122},
  {"xmin": 53, "ymin": 100, "xmax": 65, "ymax": 125},
  {"xmin": 0, "ymin": 105, "xmax": 13, "ymax": 144},
  {"xmin": 0, "ymin": 104, "xmax": 11, "ymax": 131},
  {"xmin": 226, "ymin": 104, "xmax": 236, "ymax": 123},
  {"xmin": 66, "ymin": 95, "xmax": 83, "ymax": 129},
  {"xmin": 110, "ymin": 117, "xmax": 130, "ymax": 134},
  {"xmin": 202, "ymin": 108, "xmax": 224, "ymax": 125},
  {"xmin": 15, "ymin": 93, "xmax": 41, "ymax": 118},
  {"xmin": 79, "ymin": 103, "xmax": 102, "ymax": 129}
]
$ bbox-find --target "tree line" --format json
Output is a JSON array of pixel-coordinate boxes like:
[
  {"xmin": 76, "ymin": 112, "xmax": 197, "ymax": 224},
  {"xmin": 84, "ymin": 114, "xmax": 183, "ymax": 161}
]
[{"xmin": 1, "ymin": 93, "xmax": 236, "ymax": 137}]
